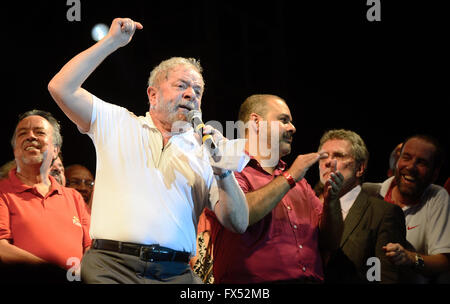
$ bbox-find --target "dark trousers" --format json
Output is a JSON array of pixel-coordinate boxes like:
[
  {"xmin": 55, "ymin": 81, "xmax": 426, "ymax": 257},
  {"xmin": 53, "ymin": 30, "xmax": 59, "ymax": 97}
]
[{"xmin": 81, "ymin": 248, "xmax": 202, "ymax": 284}]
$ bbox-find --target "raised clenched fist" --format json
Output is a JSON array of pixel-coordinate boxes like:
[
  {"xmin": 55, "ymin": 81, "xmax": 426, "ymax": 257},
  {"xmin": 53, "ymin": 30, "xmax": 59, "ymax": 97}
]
[{"xmin": 106, "ymin": 18, "xmax": 143, "ymax": 49}]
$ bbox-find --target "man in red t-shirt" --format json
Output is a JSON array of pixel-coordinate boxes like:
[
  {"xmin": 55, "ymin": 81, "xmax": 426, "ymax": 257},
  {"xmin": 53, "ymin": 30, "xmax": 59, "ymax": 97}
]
[
  {"xmin": 0, "ymin": 110, "xmax": 91, "ymax": 283},
  {"xmin": 197, "ymin": 94, "xmax": 344, "ymax": 283}
]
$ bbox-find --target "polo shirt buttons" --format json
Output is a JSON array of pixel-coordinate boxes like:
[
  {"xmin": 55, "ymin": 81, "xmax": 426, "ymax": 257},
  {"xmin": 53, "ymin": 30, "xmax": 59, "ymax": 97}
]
[
  {"xmin": 302, "ymin": 266, "xmax": 306, "ymax": 272},
  {"xmin": 287, "ymin": 206, "xmax": 292, "ymax": 211},
  {"xmin": 298, "ymin": 244, "xmax": 303, "ymax": 249},
  {"xmin": 293, "ymin": 224, "xmax": 297, "ymax": 229}
]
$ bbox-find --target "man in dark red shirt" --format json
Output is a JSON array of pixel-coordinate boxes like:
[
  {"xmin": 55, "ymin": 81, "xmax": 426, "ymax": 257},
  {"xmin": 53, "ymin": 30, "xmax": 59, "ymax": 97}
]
[{"xmin": 202, "ymin": 94, "xmax": 343, "ymax": 283}]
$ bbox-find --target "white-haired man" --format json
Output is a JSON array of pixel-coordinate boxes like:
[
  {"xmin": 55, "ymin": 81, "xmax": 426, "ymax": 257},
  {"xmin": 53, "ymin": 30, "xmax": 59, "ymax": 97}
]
[{"xmin": 48, "ymin": 18, "xmax": 248, "ymax": 283}]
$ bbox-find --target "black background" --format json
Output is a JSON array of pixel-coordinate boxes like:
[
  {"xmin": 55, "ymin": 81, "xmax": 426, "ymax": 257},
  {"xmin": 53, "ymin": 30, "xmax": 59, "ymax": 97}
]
[{"xmin": 3, "ymin": 0, "xmax": 449, "ymax": 187}]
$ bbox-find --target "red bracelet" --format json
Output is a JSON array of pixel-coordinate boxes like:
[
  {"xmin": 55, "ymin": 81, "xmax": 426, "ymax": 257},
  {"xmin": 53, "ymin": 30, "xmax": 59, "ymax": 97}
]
[{"xmin": 282, "ymin": 171, "xmax": 296, "ymax": 189}]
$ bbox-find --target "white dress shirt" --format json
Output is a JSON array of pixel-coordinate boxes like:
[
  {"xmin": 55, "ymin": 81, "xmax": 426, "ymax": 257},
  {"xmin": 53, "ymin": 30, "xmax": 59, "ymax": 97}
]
[{"xmin": 340, "ymin": 185, "xmax": 362, "ymax": 220}]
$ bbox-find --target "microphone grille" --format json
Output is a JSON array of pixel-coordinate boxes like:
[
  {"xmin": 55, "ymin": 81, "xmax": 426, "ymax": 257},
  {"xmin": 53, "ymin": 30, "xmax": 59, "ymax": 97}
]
[{"xmin": 187, "ymin": 110, "xmax": 202, "ymax": 122}]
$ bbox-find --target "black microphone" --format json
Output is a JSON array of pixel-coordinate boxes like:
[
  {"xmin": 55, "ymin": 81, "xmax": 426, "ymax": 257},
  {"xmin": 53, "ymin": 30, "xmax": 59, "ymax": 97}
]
[{"xmin": 187, "ymin": 110, "xmax": 220, "ymax": 161}]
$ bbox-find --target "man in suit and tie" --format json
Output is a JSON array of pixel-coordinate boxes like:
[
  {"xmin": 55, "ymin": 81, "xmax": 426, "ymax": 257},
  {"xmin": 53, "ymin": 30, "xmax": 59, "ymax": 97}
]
[{"xmin": 317, "ymin": 129, "xmax": 408, "ymax": 283}]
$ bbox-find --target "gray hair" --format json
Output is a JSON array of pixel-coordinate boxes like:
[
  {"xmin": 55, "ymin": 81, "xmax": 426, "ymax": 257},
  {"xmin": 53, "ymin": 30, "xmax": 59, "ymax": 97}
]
[
  {"xmin": 11, "ymin": 109, "xmax": 63, "ymax": 149},
  {"xmin": 147, "ymin": 57, "xmax": 203, "ymax": 88},
  {"xmin": 318, "ymin": 129, "xmax": 369, "ymax": 169}
]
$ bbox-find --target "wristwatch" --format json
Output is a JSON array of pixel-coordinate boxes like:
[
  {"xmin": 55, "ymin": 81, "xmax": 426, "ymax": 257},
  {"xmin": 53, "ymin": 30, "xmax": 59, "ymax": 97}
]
[
  {"xmin": 215, "ymin": 170, "xmax": 232, "ymax": 180},
  {"xmin": 414, "ymin": 253, "xmax": 425, "ymax": 270}
]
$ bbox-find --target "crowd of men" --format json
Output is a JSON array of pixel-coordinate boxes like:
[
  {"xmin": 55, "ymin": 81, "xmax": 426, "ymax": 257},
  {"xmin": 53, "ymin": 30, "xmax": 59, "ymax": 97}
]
[{"xmin": 1, "ymin": 17, "xmax": 448, "ymax": 284}]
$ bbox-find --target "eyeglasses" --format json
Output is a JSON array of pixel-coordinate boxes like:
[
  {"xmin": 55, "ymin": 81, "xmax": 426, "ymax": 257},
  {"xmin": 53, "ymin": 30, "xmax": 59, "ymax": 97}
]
[
  {"xmin": 50, "ymin": 169, "xmax": 63, "ymax": 176},
  {"xmin": 66, "ymin": 178, "xmax": 95, "ymax": 188}
]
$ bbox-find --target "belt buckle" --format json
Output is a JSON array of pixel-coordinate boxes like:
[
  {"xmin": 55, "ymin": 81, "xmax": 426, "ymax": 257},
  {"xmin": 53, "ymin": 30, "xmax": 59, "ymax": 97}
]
[{"xmin": 139, "ymin": 246, "xmax": 155, "ymax": 262}]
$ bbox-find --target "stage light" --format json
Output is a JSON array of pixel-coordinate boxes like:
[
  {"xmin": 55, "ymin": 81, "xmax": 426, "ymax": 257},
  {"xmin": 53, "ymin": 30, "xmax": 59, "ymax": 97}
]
[{"xmin": 91, "ymin": 23, "xmax": 109, "ymax": 42}]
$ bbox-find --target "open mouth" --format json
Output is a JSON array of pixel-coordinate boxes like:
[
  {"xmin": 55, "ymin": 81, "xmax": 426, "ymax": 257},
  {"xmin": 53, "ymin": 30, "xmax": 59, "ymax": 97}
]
[
  {"xmin": 24, "ymin": 146, "xmax": 40, "ymax": 152},
  {"xmin": 282, "ymin": 136, "xmax": 293, "ymax": 143},
  {"xmin": 401, "ymin": 174, "xmax": 416, "ymax": 184},
  {"xmin": 179, "ymin": 104, "xmax": 193, "ymax": 111}
]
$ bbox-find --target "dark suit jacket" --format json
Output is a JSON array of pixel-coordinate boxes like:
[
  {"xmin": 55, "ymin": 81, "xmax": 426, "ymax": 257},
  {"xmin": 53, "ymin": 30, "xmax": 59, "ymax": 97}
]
[{"xmin": 324, "ymin": 189, "xmax": 407, "ymax": 283}]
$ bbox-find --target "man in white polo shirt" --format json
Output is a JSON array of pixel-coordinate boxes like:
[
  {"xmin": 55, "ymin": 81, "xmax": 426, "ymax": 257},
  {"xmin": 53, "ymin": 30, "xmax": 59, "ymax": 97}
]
[
  {"xmin": 363, "ymin": 134, "xmax": 450, "ymax": 283},
  {"xmin": 48, "ymin": 17, "xmax": 249, "ymax": 283},
  {"xmin": 318, "ymin": 129, "xmax": 408, "ymax": 283}
]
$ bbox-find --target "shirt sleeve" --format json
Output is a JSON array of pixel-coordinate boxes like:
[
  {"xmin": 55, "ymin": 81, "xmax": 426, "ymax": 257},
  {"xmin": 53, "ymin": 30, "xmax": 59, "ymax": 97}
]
[
  {"xmin": 207, "ymin": 173, "xmax": 219, "ymax": 212},
  {"xmin": 304, "ymin": 179, "xmax": 323, "ymax": 216},
  {"xmin": 376, "ymin": 203, "xmax": 407, "ymax": 283},
  {"xmin": 85, "ymin": 94, "xmax": 130, "ymax": 148},
  {"xmin": 0, "ymin": 194, "xmax": 12, "ymax": 240},
  {"xmin": 426, "ymin": 188, "xmax": 450, "ymax": 255}
]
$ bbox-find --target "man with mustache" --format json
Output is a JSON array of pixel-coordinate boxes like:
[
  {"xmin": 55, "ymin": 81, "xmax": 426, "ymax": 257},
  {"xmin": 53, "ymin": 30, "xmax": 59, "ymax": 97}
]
[
  {"xmin": 48, "ymin": 17, "xmax": 248, "ymax": 283},
  {"xmin": 318, "ymin": 129, "xmax": 408, "ymax": 283},
  {"xmin": 197, "ymin": 94, "xmax": 344, "ymax": 283},
  {"xmin": 363, "ymin": 135, "xmax": 450, "ymax": 283},
  {"xmin": 0, "ymin": 110, "xmax": 91, "ymax": 283}
]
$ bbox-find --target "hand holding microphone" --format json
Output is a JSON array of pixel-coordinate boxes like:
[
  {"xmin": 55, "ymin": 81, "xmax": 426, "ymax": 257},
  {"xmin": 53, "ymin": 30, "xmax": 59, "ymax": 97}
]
[
  {"xmin": 187, "ymin": 110, "xmax": 221, "ymax": 162},
  {"xmin": 187, "ymin": 110, "xmax": 250, "ymax": 174}
]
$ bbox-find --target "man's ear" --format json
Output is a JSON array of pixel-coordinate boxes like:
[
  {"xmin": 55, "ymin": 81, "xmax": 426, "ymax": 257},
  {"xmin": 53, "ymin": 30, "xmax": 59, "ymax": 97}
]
[
  {"xmin": 356, "ymin": 162, "xmax": 367, "ymax": 179},
  {"xmin": 248, "ymin": 113, "xmax": 261, "ymax": 132},
  {"xmin": 147, "ymin": 86, "xmax": 158, "ymax": 108}
]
